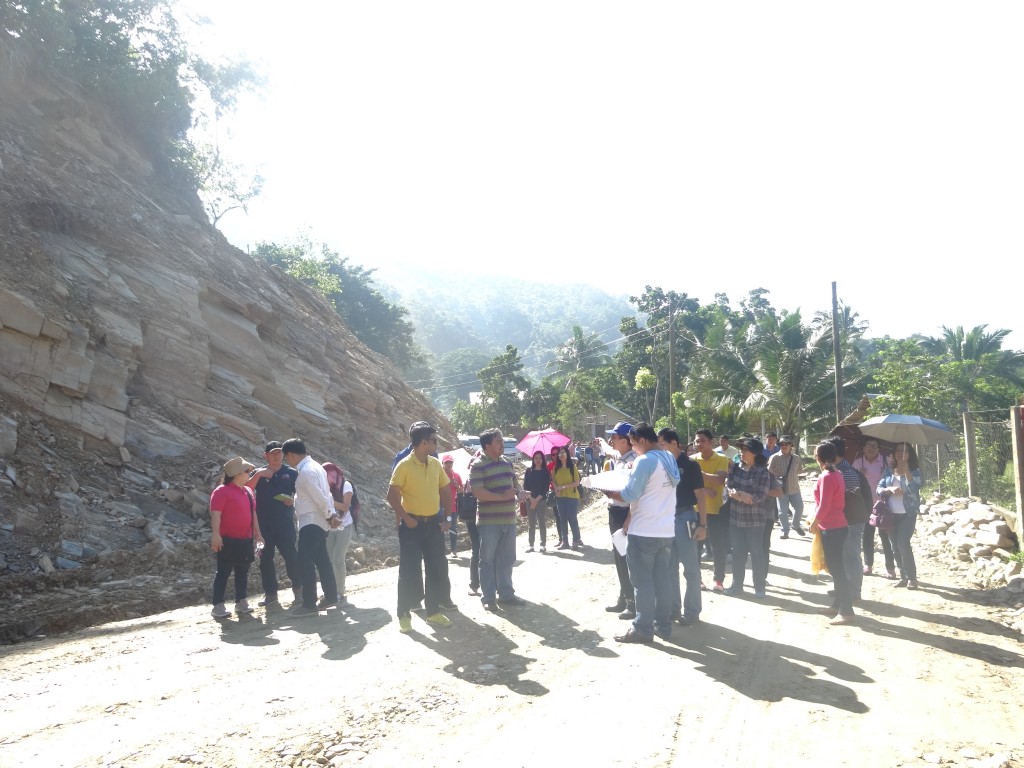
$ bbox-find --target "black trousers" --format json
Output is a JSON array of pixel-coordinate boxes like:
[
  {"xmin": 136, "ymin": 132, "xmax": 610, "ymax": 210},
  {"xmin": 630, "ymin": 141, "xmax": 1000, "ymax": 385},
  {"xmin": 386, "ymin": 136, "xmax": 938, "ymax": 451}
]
[
  {"xmin": 397, "ymin": 517, "xmax": 450, "ymax": 617},
  {"xmin": 608, "ymin": 506, "xmax": 633, "ymax": 605},
  {"xmin": 297, "ymin": 525, "xmax": 336, "ymax": 609},
  {"xmin": 706, "ymin": 506, "xmax": 731, "ymax": 583},
  {"xmin": 465, "ymin": 517, "xmax": 481, "ymax": 591},
  {"xmin": 258, "ymin": 512, "xmax": 299, "ymax": 598}
]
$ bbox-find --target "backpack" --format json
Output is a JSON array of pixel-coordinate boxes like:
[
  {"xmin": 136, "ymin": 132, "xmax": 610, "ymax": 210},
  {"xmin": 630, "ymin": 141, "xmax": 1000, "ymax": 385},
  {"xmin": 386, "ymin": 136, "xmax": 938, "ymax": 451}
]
[
  {"xmin": 842, "ymin": 468, "xmax": 872, "ymax": 525},
  {"xmin": 333, "ymin": 468, "xmax": 361, "ymax": 532}
]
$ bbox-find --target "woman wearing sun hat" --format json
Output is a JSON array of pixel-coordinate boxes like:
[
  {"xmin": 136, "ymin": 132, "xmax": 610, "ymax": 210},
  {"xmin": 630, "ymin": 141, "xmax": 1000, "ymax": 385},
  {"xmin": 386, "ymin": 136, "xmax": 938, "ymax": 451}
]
[{"xmin": 210, "ymin": 457, "xmax": 263, "ymax": 619}]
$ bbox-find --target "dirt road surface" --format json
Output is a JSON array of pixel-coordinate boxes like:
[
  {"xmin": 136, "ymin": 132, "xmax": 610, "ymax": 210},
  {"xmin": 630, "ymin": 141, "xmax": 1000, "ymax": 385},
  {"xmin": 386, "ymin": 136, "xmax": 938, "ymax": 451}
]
[{"xmin": 2, "ymin": 506, "xmax": 1022, "ymax": 768}]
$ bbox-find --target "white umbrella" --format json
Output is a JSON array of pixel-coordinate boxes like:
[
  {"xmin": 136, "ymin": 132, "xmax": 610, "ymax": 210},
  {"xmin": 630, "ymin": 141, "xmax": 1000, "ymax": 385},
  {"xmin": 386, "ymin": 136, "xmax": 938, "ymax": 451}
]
[{"xmin": 858, "ymin": 414, "xmax": 957, "ymax": 446}]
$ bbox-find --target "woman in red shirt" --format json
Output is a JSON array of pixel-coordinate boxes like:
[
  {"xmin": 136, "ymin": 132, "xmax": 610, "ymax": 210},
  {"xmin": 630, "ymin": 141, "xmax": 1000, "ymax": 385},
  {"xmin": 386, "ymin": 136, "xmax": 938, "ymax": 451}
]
[
  {"xmin": 811, "ymin": 442, "xmax": 854, "ymax": 625},
  {"xmin": 210, "ymin": 457, "xmax": 263, "ymax": 619}
]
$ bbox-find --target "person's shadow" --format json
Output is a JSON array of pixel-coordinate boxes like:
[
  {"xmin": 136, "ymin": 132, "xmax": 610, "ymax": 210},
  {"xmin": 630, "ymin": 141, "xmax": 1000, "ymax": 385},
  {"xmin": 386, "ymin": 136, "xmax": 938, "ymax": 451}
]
[
  {"xmin": 408, "ymin": 614, "xmax": 549, "ymax": 697},
  {"xmin": 655, "ymin": 622, "xmax": 871, "ymax": 713},
  {"xmin": 270, "ymin": 604, "xmax": 391, "ymax": 661},
  {"xmin": 493, "ymin": 600, "xmax": 618, "ymax": 658},
  {"xmin": 217, "ymin": 612, "xmax": 281, "ymax": 647}
]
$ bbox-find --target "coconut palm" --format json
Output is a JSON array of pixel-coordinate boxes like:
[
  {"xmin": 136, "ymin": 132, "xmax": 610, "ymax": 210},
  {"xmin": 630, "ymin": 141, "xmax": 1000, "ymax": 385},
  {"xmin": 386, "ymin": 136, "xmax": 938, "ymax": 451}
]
[
  {"xmin": 548, "ymin": 325, "xmax": 611, "ymax": 390},
  {"xmin": 919, "ymin": 325, "xmax": 1024, "ymax": 411}
]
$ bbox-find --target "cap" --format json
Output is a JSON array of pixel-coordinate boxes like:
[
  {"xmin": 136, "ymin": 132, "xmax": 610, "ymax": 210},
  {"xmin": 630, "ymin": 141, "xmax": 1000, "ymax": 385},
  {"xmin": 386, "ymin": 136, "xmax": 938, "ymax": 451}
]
[
  {"xmin": 441, "ymin": 454, "xmax": 454, "ymax": 463},
  {"xmin": 606, "ymin": 421, "xmax": 633, "ymax": 437},
  {"xmin": 779, "ymin": 435, "xmax": 795, "ymax": 445},
  {"xmin": 264, "ymin": 440, "xmax": 283, "ymax": 453},
  {"xmin": 738, "ymin": 438, "xmax": 764, "ymax": 456},
  {"xmin": 223, "ymin": 457, "xmax": 256, "ymax": 477}
]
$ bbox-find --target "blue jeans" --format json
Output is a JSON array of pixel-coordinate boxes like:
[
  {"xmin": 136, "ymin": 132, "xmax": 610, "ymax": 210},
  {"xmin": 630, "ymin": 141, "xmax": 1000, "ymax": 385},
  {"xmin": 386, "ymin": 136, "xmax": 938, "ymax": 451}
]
[
  {"xmin": 555, "ymin": 497, "xmax": 581, "ymax": 544},
  {"xmin": 478, "ymin": 523, "xmax": 517, "ymax": 603},
  {"xmin": 672, "ymin": 512, "xmax": 702, "ymax": 620},
  {"xmin": 730, "ymin": 524, "xmax": 766, "ymax": 595},
  {"xmin": 891, "ymin": 510, "xmax": 918, "ymax": 580},
  {"xmin": 626, "ymin": 534, "xmax": 674, "ymax": 639},
  {"xmin": 777, "ymin": 492, "xmax": 804, "ymax": 534},
  {"xmin": 843, "ymin": 522, "xmax": 865, "ymax": 599}
]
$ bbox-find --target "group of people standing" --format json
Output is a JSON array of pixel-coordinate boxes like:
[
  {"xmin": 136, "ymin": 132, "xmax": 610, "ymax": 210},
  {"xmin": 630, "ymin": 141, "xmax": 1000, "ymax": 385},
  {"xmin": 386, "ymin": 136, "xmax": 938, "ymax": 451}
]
[
  {"xmin": 208, "ymin": 439, "xmax": 356, "ymax": 619},
  {"xmin": 206, "ymin": 419, "xmax": 923, "ymax": 640}
]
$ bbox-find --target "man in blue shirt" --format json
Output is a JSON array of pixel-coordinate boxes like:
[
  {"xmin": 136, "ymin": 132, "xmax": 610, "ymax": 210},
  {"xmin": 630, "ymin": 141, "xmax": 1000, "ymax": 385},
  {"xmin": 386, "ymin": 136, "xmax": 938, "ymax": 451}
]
[{"xmin": 247, "ymin": 441, "xmax": 299, "ymax": 608}]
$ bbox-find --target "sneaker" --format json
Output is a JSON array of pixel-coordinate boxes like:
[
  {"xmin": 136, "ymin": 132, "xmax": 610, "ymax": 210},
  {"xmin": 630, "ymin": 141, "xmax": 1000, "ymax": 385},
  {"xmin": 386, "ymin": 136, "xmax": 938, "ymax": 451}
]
[
  {"xmin": 399, "ymin": 616, "xmax": 413, "ymax": 633},
  {"xmin": 863, "ymin": 565, "xmax": 872, "ymax": 575},
  {"xmin": 211, "ymin": 603, "xmax": 231, "ymax": 619},
  {"xmin": 426, "ymin": 613, "xmax": 452, "ymax": 627},
  {"xmin": 497, "ymin": 595, "xmax": 526, "ymax": 606},
  {"xmin": 258, "ymin": 596, "xmax": 279, "ymax": 608},
  {"xmin": 780, "ymin": 532, "xmax": 789, "ymax": 539},
  {"xmin": 753, "ymin": 590, "xmax": 766, "ymax": 599},
  {"xmin": 483, "ymin": 601, "xmax": 498, "ymax": 612},
  {"xmin": 724, "ymin": 587, "xmax": 743, "ymax": 597},
  {"xmin": 678, "ymin": 615, "xmax": 700, "ymax": 626},
  {"xmin": 793, "ymin": 526, "xmax": 806, "ymax": 537},
  {"xmin": 556, "ymin": 542, "xmax": 570, "ymax": 551},
  {"xmin": 618, "ymin": 606, "xmax": 636, "ymax": 620},
  {"xmin": 713, "ymin": 581, "xmax": 725, "ymax": 592},
  {"xmin": 316, "ymin": 596, "xmax": 339, "ymax": 609},
  {"xmin": 439, "ymin": 600, "xmax": 458, "ymax": 611},
  {"xmin": 526, "ymin": 545, "xmax": 535, "ymax": 552},
  {"xmin": 337, "ymin": 595, "xmax": 351, "ymax": 608},
  {"xmin": 235, "ymin": 599, "xmax": 254, "ymax": 614},
  {"xmin": 290, "ymin": 604, "xmax": 317, "ymax": 616},
  {"xmin": 894, "ymin": 578, "xmax": 909, "ymax": 588},
  {"xmin": 907, "ymin": 580, "xmax": 919, "ymax": 590},
  {"xmin": 539, "ymin": 545, "xmax": 547, "ymax": 553}
]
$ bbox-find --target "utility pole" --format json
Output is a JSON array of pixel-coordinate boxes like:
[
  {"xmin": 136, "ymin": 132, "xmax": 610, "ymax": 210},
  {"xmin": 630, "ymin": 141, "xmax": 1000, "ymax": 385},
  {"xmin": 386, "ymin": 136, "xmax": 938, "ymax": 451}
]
[
  {"xmin": 668, "ymin": 295, "xmax": 676, "ymax": 428},
  {"xmin": 832, "ymin": 282, "xmax": 843, "ymax": 424}
]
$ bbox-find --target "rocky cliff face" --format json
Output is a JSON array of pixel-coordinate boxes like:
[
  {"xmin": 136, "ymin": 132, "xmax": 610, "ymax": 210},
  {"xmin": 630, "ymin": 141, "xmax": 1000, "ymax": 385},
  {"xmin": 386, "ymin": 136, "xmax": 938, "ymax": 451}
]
[{"xmin": 0, "ymin": 44, "xmax": 457, "ymax": 601}]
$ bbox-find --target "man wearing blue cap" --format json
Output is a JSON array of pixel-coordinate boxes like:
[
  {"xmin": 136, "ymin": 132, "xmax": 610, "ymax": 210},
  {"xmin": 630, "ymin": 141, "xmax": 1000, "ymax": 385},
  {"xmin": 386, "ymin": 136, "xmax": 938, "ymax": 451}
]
[{"xmin": 604, "ymin": 421, "xmax": 637, "ymax": 619}]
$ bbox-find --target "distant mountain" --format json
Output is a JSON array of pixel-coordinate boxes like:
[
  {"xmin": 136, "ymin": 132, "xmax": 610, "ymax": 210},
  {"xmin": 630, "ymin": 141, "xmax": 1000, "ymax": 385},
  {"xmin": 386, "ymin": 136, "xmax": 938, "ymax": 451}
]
[{"xmin": 374, "ymin": 265, "xmax": 636, "ymax": 380}]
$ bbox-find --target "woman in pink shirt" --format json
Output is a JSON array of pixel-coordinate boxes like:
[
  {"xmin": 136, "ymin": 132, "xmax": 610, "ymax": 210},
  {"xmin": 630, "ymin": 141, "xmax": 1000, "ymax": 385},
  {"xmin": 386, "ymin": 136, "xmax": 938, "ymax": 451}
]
[{"xmin": 811, "ymin": 442, "xmax": 854, "ymax": 625}]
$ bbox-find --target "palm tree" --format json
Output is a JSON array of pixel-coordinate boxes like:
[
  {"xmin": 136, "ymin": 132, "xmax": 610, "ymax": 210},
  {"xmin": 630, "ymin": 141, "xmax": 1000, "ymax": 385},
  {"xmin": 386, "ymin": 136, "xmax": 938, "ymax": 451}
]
[
  {"xmin": 685, "ymin": 308, "xmax": 864, "ymax": 436},
  {"xmin": 919, "ymin": 325, "xmax": 1024, "ymax": 412},
  {"xmin": 548, "ymin": 325, "xmax": 611, "ymax": 390}
]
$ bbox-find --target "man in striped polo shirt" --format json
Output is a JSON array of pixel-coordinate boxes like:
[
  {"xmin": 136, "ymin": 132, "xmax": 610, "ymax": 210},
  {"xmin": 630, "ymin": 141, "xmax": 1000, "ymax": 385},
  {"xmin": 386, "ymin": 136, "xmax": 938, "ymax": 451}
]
[{"xmin": 471, "ymin": 428, "xmax": 526, "ymax": 611}]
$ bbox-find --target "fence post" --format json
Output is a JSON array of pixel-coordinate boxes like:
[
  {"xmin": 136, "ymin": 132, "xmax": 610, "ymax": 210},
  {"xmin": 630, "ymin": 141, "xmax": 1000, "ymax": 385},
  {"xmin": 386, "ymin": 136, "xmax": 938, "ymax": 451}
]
[
  {"xmin": 963, "ymin": 411, "xmax": 978, "ymax": 497},
  {"xmin": 1011, "ymin": 406, "xmax": 1024, "ymax": 536}
]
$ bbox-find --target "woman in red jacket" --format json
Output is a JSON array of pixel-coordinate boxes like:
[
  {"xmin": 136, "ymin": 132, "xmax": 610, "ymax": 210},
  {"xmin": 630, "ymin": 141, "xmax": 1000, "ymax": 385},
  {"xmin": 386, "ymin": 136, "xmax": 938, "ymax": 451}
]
[{"xmin": 811, "ymin": 442, "xmax": 854, "ymax": 625}]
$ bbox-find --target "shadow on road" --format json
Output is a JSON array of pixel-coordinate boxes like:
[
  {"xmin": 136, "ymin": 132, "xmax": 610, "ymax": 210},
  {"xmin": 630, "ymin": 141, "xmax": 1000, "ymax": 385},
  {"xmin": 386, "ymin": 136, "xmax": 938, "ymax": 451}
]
[
  {"xmin": 490, "ymin": 600, "xmax": 618, "ymax": 658},
  {"xmin": 658, "ymin": 622, "xmax": 872, "ymax": 713},
  {"xmin": 408, "ymin": 613, "xmax": 550, "ymax": 697}
]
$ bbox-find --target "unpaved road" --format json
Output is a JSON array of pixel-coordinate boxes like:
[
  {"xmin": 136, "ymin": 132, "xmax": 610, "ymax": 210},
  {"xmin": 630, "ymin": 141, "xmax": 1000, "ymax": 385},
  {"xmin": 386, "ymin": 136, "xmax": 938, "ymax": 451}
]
[{"xmin": 2, "ymin": 505, "xmax": 1022, "ymax": 768}]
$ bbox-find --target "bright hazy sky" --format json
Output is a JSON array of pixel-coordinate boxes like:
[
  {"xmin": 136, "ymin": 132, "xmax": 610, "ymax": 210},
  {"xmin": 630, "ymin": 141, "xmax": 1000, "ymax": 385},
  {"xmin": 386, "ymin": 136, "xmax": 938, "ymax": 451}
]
[{"xmin": 179, "ymin": 1, "xmax": 1023, "ymax": 345}]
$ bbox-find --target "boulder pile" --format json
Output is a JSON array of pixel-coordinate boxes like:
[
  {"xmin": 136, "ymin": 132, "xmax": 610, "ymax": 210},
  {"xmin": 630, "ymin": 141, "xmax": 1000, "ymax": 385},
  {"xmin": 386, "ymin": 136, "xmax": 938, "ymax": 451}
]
[{"xmin": 918, "ymin": 496, "xmax": 1022, "ymax": 591}]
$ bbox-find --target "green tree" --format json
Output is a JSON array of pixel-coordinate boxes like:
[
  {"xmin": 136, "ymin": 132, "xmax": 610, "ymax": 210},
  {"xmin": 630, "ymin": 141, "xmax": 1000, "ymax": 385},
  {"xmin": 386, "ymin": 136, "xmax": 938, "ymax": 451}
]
[
  {"xmin": 477, "ymin": 346, "xmax": 531, "ymax": 431},
  {"xmin": 868, "ymin": 338, "xmax": 952, "ymax": 422},
  {"xmin": 920, "ymin": 325, "xmax": 1024, "ymax": 413},
  {"xmin": 430, "ymin": 348, "xmax": 492, "ymax": 412},
  {"xmin": 1, "ymin": 0, "xmax": 260, "ymax": 184},
  {"xmin": 548, "ymin": 324, "xmax": 611, "ymax": 390},
  {"xmin": 635, "ymin": 367, "xmax": 658, "ymax": 424},
  {"xmin": 252, "ymin": 239, "xmax": 427, "ymax": 376}
]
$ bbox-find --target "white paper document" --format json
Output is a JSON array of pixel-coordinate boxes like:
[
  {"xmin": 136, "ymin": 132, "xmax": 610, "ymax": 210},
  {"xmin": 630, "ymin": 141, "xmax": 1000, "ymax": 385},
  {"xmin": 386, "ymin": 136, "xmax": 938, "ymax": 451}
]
[
  {"xmin": 580, "ymin": 469, "xmax": 630, "ymax": 493},
  {"xmin": 611, "ymin": 527, "xmax": 628, "ymax": 556}
]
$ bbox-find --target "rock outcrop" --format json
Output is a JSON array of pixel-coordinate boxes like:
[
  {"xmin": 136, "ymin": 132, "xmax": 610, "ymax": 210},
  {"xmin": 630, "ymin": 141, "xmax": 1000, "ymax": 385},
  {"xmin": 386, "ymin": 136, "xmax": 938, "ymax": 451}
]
[{"xmin": 0, "ymin": 42, "xmax": 458, "ymax": 593}]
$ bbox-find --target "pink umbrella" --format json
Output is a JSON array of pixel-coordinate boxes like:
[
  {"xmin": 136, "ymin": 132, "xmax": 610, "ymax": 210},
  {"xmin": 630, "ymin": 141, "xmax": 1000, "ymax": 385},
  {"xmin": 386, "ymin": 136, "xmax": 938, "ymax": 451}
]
[{"xmin": 516, "ymin": 428, "xmax": 571, "ymax": 457}]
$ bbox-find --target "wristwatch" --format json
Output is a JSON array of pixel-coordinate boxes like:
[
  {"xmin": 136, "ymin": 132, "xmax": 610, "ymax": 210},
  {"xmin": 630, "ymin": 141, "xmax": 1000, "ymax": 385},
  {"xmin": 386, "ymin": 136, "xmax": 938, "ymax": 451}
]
[{"xmin": 446, "ymin": 516, "xmax": 452, "ymax": 521}]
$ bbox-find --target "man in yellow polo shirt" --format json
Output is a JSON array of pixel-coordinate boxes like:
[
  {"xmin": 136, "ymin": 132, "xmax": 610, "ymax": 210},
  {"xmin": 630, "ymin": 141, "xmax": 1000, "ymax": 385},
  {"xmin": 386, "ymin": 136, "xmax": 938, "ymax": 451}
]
[
  {"xmin": 387, "ymin": 422, "xmax": 454, "ymax": 633},
  {"xmin": 692, "ymin": 429, "xmax": 732, "ymax": 592}
]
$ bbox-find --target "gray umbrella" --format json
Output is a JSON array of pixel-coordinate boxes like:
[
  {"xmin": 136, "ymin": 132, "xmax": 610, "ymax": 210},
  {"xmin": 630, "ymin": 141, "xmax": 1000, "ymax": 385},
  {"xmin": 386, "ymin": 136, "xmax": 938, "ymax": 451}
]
[{"xmin": 857, "ymin": 414, "xmax": 957, "ymax": 445}]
